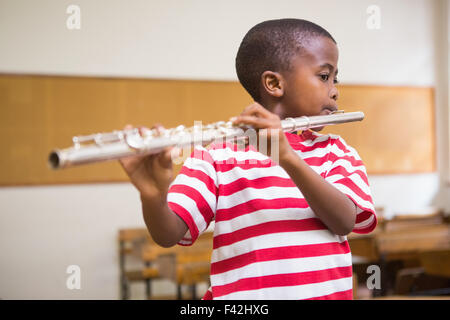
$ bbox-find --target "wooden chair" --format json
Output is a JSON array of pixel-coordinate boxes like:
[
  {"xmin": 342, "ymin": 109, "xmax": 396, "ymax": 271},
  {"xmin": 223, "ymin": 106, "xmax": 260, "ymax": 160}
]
[
  {"xmin": 393, "ymin": 249, "xmax": 450, "ymax": 296},
  {"xmin": 394, "ymin": 264, "xmax": 450, "ymax": 296},
  {"xmin": 118, "ymin": 228, "xmax": 161, "ymax": 299},
  {"xmin": 142, "ymin": 231, "xmax": 213, "ymax": 299},
  {"xmin": 419, "ymin": 249, "xmax": 450, "ymax": 278},
  {"xmin": 174, "ymin": 233, "xmax": 212, "ymax": 299}
]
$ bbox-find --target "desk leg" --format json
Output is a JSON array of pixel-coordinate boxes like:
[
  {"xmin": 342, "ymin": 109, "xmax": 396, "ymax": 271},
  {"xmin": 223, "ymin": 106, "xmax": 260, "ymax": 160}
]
[
  {"xmin": 119, "ymin": 240, "xmax": 128, "ymax": 300},
  {"xmin": 145, "ymin": 261, "xmax": 152, "ymax": 299},
  {"xmin": 177, "ymin": 284, "xmax": 182, "ymax": 300}
]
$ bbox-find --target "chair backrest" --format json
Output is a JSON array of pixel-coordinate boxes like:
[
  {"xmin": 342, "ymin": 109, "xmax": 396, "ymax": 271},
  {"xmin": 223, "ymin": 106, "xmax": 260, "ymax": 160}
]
[
  {"xmin": 177, "ymin": 232, "xmax": 213, "ymax": 264},
  {"xmin": 119, "ymin": 227, "xmax": 152, "ymax": 257},
  {"xmin": 118, "ymin": 228, "xmax": 151, "ymax": 242},
  {"xmin": 419, "ymin": 249, "xmax": 450, "ymax": 278}
]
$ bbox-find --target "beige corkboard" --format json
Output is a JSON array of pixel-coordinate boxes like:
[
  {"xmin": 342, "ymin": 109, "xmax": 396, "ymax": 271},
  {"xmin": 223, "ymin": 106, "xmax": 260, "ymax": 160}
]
[{"xmin": 0, "ymin": 75, "xmax": 435, "ymax": 185}]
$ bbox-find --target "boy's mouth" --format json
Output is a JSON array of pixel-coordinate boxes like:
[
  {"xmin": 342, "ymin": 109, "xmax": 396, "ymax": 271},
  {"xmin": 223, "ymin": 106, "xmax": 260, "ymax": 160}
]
[
  {"xmin": 321, "ymin": 106, "xmax": 338, "ymax": 115},
  {"xmin": 310, "ymin": 106, "xmax": 339, "ymax": 132}
]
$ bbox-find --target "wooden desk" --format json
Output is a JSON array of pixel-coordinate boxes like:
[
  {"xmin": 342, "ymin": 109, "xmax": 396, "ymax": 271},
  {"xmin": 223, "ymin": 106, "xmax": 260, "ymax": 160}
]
[
  {"xmin": 376, "ymin": 224, "xmax": 450, "ymax": 260},
  {"xmin": 348, "ymin": 220, "xmax": 449, "ymax": 260},
  {"xmin": 383, "ymin": 211, "xmax": 445, "ymax": 232},
  {"xmin": 348, "ymin": 223, "xmax": 450, "ymax": 297}
]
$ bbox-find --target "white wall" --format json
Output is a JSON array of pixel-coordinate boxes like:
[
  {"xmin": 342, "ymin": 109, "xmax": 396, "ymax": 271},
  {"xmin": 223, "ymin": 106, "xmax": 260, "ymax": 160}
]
[
  {"xmin": 0, "ymin": 183, "xmax": 143, "ymax": 299},
  {"xmin": 0, "ymin": 0, "xmax": 437, "ymax": 85},
  {"xmin": 0, "ymin": 0, "xmax": 448, "ymax": 299}
]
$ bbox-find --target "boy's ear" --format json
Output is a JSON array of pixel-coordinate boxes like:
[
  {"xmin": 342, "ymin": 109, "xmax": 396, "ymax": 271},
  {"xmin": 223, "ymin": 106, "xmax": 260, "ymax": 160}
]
[{"xmin": 261, "ymin": 71, "xmax": 284, "ymax": 98}]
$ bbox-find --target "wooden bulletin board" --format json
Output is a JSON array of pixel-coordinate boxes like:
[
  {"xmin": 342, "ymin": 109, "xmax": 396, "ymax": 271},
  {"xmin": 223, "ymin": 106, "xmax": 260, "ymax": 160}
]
[
  {"xmin": 322, "ymin": 85, "xmax": 435, "ymax": 174},
  {"xmin": 0, "ymin": 74, "xmax": 435, "ymax": 185}
]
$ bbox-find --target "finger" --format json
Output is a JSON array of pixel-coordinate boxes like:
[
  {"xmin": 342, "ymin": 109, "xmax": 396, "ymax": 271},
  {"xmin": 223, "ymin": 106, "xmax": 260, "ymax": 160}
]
[
  {"xmin": 134, "ymin": 125, "xmax": 150, "ymax": 137},
  {"xmin": 118, "ymin": 152, "xmax": 147, "ymax": 166},
  {"xmin": 151, "ymin": 123, "xmax": 166, "ymax": 135},
  {"xmin": 241, "ymin": 104, "xmax": 261, "ymax": 117},
  {"xmin": 229, "ymin": 103, "xmax": 265, "ymax": 122},
  {"xmin": 133, "ymin": 124, "xmax": 165, "ymax": 137},
  {"xmin": 254, "ymin": 105, "xmax": 274, "ymax": 117},
  {"xmin": 232, "ymin": 115, "xmax": 272, "ymax": 129},
  {"xmin": 151, "ymin": 123, "xmax": 165, "ymax": 130},
  {"xmin": 143, "ymin": 153, "xmax": 158, "ymax": 171},
  {"xmin": 241, "ymin": 103, "xmax": 270, "ymax": 117},
  {"xmin": 157, "ymin": 147, "xmax": 174, "ymax": 169},
  {"xmin": 243, "ymin": 102, "xmax": 263, "ymax": 112}
]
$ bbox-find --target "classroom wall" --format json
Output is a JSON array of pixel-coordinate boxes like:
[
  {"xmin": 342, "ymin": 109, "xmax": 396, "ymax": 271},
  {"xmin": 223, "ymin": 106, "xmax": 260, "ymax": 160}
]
[
  {"xmin": 0, "ymin": 0, "xmax": 438, "ymax": 85},
  {"xmin": 0, "ymin": 0, "xmax": 448, "ymax": 299}
]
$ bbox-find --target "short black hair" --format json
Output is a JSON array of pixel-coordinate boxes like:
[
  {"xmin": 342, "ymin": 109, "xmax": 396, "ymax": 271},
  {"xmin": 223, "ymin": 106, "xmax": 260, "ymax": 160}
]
[{"xmin": 235, "ymin": 18, "xmax": 336, "ymax": 102}]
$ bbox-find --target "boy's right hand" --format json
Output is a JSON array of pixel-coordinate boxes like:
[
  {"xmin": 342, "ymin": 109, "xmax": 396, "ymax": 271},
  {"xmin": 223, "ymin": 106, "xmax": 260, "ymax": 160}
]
[{"xmin": 119, "ymin": 124, "xmax": 177, "ymax": 203}]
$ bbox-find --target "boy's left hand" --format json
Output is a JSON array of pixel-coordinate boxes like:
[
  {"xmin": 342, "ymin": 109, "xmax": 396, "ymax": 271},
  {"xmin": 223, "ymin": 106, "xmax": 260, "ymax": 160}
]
[{"xmin": 231, "ymin": 103, "xmax": 294, "ymax": 164}]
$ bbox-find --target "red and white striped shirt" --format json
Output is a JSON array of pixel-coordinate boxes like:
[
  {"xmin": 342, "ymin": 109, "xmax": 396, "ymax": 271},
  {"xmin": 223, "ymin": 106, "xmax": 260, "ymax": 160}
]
[{"xmin": 167, "ymin": 130, "xmax": 377, "ymax": 300}]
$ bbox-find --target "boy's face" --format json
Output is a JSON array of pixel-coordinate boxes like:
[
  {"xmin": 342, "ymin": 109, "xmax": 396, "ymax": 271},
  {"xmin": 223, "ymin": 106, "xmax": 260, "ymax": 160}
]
[{"xmin": 278, "ymin": 36, "xmax": 339, "ymax": 119}]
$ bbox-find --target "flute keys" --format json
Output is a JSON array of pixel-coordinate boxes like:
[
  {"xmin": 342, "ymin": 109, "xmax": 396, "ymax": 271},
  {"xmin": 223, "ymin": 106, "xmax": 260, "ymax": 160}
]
[
  {"xmin": 125, "ymin": 130, "xmax": 146, "ymax": 150},
  {"xmin": 72, "ymin": 136, "xmax": 80, "ymax": 149}
]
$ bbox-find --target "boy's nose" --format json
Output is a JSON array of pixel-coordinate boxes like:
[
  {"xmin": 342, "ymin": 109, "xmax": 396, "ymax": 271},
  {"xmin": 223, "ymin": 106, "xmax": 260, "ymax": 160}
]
[{"xmin": 330, "ymin": 87, "xmax": 339, "ymax": 101}]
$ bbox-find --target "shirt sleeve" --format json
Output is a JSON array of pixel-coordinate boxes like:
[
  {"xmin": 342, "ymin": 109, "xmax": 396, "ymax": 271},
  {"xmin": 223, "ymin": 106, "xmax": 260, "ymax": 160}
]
[
  {"xmin": 167, "ymin": 145, "xmax": 218, "ymax": 246},
  {"xmin": 324, "ymin": 136, "xmax": 377, "ymax": 234}
]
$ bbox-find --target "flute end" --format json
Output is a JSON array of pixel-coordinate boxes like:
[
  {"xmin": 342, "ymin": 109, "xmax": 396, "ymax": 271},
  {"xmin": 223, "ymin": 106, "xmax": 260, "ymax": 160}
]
[{"xmin": 48, "ymin": 151, "xmax": 61, "ymax": 170}]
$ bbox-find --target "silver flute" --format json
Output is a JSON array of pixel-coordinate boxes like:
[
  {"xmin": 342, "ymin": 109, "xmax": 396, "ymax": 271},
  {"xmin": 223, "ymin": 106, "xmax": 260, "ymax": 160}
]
[{"xmin": 48, "ymin": 111, "xmax": 364, "ymax": 169}]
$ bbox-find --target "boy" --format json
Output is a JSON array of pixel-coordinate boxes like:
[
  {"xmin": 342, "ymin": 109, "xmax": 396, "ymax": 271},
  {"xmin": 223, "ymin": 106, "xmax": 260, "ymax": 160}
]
[{"xmin": 120, "ymin": 19, "xmax": 376, "ymax": 299}]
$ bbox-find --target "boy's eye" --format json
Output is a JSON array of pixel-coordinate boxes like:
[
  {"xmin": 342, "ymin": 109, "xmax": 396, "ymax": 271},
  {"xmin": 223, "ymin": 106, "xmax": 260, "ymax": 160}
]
[{"xmin": 320, "ymin": 74, "xmax": 339, "ymax": 84}]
